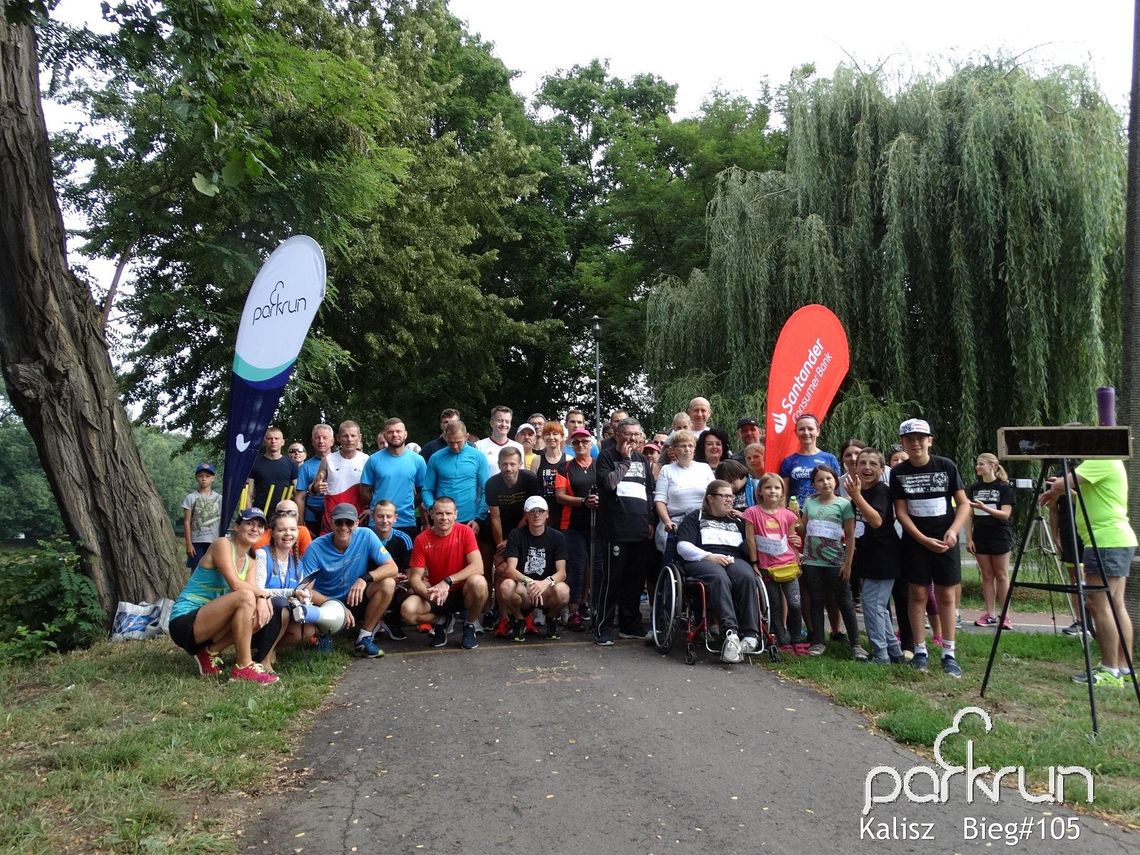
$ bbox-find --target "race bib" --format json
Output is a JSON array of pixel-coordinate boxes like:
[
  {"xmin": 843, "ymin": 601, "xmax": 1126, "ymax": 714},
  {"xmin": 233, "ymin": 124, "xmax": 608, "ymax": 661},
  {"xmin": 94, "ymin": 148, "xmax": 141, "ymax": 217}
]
[
  {"xmin": 616, "ymin": 480, "xmax": 646, "ymax": 500},
  {"xmin": 854, "ymin": 521, "xmax": 865, "ymax": 538},
  {"xmin": 755, "ymin": 534, "xmax": 788, "ymax": 556},
  {"xmin": 907, "ymin": 497, "xmax": 947, "ymax": 518},
  {"xmin": 703, "ymin": 525, "xmax": 743, "ymax": 548},
  {"xmin": 806, "ymin": 519, "xmax": 843, "ymax": 540},
  {"xmin": 972, "ymin": 505, "xmax": 992, "ymax": 516}
]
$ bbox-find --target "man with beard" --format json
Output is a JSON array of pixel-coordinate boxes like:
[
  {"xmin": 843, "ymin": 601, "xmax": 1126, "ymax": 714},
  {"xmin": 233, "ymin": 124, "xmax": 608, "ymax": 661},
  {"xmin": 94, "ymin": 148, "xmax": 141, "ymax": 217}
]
[{"xmin": 360, "ymin": 417, "xmax": 427, "ymax": 541}]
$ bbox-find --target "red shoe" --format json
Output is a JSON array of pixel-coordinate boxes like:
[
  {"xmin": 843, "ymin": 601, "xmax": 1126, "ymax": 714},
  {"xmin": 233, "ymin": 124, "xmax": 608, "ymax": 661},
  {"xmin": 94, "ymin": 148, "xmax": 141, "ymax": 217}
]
[
  {"xmin": 524, "ymin": 614, "xmax": 539, "ymax": 635},
  {"xmin": 493, "ymin": 615, "xmax": 511, "ymax": 638},
  {"xmin": 229, "ymin": 662, "xmax": 279, "ymax": 686},
  {"xmin": 195, "ymin": 649, "xmax": 223, "ymax": 677},
  {"xmin": 792, "ymin": 643, "xmax": 812, "ymax": 656},
  {"xmin": 418, "ymin": 622, "xmax": 433, "ymax": 633},
  {"xmin": 567, "ymin": 612, "xmax": 585, "ymax": 631}
]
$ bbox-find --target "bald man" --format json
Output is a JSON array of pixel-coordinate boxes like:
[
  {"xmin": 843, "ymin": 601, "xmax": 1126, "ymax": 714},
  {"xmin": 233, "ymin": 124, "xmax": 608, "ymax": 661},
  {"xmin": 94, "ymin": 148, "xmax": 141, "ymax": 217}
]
[{"xmin": 687, "ymin": 397, "xmax": 712, "ymax": 434}]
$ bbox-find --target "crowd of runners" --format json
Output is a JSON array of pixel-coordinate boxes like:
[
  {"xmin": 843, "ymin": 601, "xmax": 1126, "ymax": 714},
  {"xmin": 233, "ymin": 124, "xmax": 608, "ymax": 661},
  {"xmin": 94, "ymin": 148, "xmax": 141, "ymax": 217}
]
[{"xmin": 169, "ymin": 399, "xmax": 1135, "ymax": 689}]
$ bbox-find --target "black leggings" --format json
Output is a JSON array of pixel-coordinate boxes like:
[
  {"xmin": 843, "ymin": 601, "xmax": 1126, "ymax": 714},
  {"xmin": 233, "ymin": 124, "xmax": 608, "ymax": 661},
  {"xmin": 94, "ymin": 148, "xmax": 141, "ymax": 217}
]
[
  {"xmin": 802, "ymin": 564, "xmax": 859, "ymax": 646},
  {"xmin": 251, "ymin": 596, "xmax": 290, "ymax": 663}
]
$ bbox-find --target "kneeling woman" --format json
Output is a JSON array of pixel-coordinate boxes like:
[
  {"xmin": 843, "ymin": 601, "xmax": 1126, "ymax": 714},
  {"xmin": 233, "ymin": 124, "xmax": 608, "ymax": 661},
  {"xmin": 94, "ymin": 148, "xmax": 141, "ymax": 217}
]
[
  {"xmin": 168, "ymin": 508, "xmax": 290, "ymax": 685},
  {"xmin": 675, "ymin": 480, "xmax": 761, "ymax": 663}
]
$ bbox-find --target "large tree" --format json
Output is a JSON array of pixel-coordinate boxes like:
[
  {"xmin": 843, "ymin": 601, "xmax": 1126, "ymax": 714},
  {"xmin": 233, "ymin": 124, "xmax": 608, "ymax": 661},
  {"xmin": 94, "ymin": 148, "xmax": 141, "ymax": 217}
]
[
  {"xmin": 0, "ymin": 7, "xmax": 179, "ymax": 612},
  {"xmin": 647, "ymin": 62, "xmax": 1126, "ymax": 460}
]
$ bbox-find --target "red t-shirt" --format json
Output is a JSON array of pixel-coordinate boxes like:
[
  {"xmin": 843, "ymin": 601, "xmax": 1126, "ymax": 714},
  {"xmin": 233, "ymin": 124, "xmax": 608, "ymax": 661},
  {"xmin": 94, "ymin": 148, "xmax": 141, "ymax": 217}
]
[{"xmin": 410, "ymin": 524, "xmax": 479, "ymax": 585}]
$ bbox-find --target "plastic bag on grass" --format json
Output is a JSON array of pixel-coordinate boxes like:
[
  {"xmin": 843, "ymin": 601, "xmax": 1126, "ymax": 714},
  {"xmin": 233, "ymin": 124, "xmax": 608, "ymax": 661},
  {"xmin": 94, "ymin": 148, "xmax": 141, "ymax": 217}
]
[{"xmin": 111, "ymin": 599, "xmax": 173, "ymax": 641}]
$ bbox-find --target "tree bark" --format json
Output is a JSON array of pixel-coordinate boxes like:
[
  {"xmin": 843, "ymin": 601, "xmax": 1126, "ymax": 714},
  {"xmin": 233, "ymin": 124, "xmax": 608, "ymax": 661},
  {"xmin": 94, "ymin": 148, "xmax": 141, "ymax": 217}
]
[{"xmin": 0, "ymin": 15, "xmax": 182, "ymax": 615}]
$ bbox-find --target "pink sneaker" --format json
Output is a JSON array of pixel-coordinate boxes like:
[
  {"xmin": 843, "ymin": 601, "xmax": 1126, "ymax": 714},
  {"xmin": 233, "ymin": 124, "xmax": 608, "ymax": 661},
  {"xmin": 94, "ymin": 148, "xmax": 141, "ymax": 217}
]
[
  {"xmin": 194, "ymin": 649, "xmax": 223, "ymax": 677},
  {"xmin": 973, "ymin": 613, "xmax": 993, "ymax": 627},
  {"xmin": 1001, "ymin": 615, "xmax": 1014, "ymax": 630},
  {"xmin": 229, "ymin": 662, "xmax": 279, "ymax": 685},
  {"xmin": 932, "ymin": 635, "xmax": 945, "ymax": 648}
]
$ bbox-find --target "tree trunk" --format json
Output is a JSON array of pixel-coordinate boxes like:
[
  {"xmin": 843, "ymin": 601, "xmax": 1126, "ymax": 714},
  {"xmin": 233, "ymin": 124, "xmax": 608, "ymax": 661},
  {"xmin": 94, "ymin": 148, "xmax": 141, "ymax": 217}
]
[
  {"xmin": 1123, "ymin": 0, "xmax": 1140, "ymax": 639},
  {"xmin": 0, "ymin": 15, "xmax": 182, "ymax": 615}
]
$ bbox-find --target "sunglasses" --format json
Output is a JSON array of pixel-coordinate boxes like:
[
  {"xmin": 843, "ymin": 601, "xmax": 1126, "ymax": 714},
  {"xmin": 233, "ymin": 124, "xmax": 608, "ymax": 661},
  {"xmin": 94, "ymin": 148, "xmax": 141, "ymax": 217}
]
[
  {"xmin": 571, "ymin": 439, "xmax": 591, "ymax": 445},
  {"xmin": 333, "ymin": 519, "xmax": 356, "ymax": 528},
  {"xmin": 714, "ymin": 493, "xmax": 735, "ymax": 499},
  {"xmin": 274, "ymin": 509, "xmax": 299, "ymax": 517}
]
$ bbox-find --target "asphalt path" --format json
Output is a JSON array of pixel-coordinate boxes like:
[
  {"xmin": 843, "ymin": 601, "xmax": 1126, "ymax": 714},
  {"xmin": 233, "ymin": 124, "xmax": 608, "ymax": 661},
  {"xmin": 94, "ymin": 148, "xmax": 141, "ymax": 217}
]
[{"xmin": 241, "ymin": 634, "xmax": 1134, "ymax": 855}]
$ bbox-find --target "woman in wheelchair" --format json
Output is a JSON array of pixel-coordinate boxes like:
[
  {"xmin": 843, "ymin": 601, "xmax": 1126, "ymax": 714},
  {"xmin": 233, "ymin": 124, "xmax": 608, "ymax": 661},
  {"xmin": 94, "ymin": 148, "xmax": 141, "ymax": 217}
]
[{"xmin": 675, "ymin": 480, "xmax": 761, "ymax": 663}]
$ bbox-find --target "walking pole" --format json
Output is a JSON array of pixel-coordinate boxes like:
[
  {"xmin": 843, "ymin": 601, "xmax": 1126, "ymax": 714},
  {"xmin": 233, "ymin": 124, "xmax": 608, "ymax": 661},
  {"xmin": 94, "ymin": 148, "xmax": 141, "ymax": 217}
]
[{"xmin": 585, "ymin": 507, "xmax": 596, "ymax": 620}]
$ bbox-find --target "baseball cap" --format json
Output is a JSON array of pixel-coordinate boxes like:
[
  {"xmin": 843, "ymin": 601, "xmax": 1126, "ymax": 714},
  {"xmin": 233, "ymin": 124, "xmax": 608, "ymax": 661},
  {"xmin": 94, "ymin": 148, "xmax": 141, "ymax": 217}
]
[
  {"xmin": 569, "ymin": 428, "xmax": 593, "ymax": 440},
  {"xmin": 736, "ymin": 417, "xmax": 760, "ymax": 429},
  {"xmin": 239, "ymin": 507, "xmax": 267, "ymax": 524},
  {"xmin": 330, "ymin": 502, "xmax": 359, "ymax": 523},
  {"xmin": 195, "ymin": 462, "xmax": 216, "ymax": 475},
  {"xmin": 523, "ymin": 495, "xmax": 549, "ymax": 512},
  {"xmin": 516, "ymin": 424, "xmax": 536, "ymax": 436},
  {"xmin": 898, "ymin": 418, "xmax": 932, "ymax": 437},
  {"xmin": 643, "ymin": 442, "xmax": 662, "ymax": 453}
]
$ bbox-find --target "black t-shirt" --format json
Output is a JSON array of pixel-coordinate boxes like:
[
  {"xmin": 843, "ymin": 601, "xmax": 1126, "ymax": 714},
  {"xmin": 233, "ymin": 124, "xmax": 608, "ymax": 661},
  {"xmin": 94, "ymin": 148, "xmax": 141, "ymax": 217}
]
[
  {"xmin": 504, "ymin": 526, "xmax": 567, "ymax": 579},
  {"xmin": 486, "ymin": 470, "xmax": 541, "ymax": 537},
  {"xmin": 377, "ymin": 529, "xmax": 414, "ymax": 572},
  {"xmin": 556, "ymin": 458, "xmax": 595, "ymax": 531},
  {"xmin": 676, "ymin": 510, "xmax": 748, "ymax": 560},
  {"xmin": 596, "ymin": 448, "xmax": 653, "ymax": 542},
  {"xmin": 249, "ymin": 455, "xmax": 298, "ymax": 511},
  {"xmin": 889, "ymin": 455, "xmax": 965, "ymax": 539},
  {"xmin": 853, "ymin": 481, "xmax": 899, "ymax": 579},
  {"xmin": 535, "ymin": 453, "xmax": 564, "ymax": 503},
  {"xmin": 966, "ymin": 479, "xmax": 1015, "ymax": 536}
]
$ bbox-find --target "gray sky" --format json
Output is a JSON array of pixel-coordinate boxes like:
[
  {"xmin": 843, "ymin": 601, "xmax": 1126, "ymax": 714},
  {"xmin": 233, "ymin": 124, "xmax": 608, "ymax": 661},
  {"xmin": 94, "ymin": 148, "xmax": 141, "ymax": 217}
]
[{"xmin": 448, "ymin": 0, "xmax": 1134, "ymax": 116}]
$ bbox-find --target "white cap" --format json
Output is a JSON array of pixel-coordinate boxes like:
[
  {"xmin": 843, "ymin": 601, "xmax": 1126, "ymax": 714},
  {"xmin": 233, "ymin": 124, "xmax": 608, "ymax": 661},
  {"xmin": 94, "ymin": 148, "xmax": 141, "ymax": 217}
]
[
  {"xmin": 898, "ymin": 418, "xmax": 932, "ymax": 437},
  {"xmin": 523, "ymin": 495, "xmax": 549, "ymax": 512}
]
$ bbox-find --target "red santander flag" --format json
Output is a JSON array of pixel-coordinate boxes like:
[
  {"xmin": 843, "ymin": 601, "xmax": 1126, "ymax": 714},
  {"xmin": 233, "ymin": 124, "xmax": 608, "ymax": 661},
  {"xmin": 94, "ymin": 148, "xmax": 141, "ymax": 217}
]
[{"xmin": 763, "ymin": 305, "xmax": 850, "ymax": 475}]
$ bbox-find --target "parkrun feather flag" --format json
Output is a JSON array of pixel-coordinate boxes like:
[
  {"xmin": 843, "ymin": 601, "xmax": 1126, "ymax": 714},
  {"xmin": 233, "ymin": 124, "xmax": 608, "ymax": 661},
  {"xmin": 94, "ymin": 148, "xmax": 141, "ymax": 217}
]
[
  {"xmin": 763, "ymin": 305, "xmax": 850, "ymax": 475},
  {"xmin": 220, "ymin": 236, "xmax": 326, "ymax": 532}
]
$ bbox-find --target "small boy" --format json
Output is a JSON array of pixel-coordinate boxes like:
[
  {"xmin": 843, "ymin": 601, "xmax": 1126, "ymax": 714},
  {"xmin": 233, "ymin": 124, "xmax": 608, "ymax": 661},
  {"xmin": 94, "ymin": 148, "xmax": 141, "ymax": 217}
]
[{"xmin": 182, "ymin": 463, "xmax": 222, "ymax": 569}]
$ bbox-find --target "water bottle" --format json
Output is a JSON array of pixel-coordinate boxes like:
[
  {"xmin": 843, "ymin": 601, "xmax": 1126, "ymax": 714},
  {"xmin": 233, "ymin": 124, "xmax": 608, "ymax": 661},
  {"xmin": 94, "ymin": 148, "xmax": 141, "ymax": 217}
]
[{"xmin": 788, "ymin": 495, "xmax": 800, "ymax": 514}]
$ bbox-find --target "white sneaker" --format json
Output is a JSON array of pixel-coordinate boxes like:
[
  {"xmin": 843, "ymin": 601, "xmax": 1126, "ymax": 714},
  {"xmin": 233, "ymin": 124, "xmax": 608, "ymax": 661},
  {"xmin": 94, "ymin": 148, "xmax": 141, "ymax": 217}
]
[
  {"xmin": 721, "ymin": 631, "xmax": 743, "ymax": 663},
  {"xmin": 740, "ymin": 636, "xmax": 759, "ymax": 655}
]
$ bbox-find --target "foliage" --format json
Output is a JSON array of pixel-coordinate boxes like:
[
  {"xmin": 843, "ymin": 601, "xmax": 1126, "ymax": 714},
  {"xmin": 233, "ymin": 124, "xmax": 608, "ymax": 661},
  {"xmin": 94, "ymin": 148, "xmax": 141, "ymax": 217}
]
[
  {"xmin": 0, "ymin": 540, "xmax": 106, "ymax": 658},
  {"xmin": 0, "ymin": 636, "xmax": 346, "ymax": 851},
  {"xmin": 646, "ymin": 61, "xmax": 1125, "ymax": 465}
]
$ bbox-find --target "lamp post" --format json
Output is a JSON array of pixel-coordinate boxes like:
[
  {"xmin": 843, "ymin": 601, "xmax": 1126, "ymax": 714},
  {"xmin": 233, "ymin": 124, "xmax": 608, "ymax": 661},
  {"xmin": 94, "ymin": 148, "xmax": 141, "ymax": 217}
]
[{"xmin": 590, "ymin": 315, "xmax": 603, "ymax": 438}]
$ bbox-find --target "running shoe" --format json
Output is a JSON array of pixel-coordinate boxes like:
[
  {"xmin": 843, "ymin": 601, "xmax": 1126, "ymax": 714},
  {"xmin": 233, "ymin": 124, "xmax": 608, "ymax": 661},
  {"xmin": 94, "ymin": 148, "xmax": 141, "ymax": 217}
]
[
  {"xmin": 314, "ymin": 633, "xmax": 333, "ymax": 653},
  {"xmin": 493, "ymin": 615, "xmax": 512, "ymax": 638},
  {"xmin": 792, "ymin": 643, "xmax": 813, "ymax": 656},
  {"xmin": 974, "ymin": 613, "xmax": 994, "ymax": 627},
  {"xmin": 195, "ymin": 649, "xmax": 224, "ymax": 677},
  {"xmin": 740, "ymin": 636, "xmax": 760, "ymax": 655},
  {"xmin": 418, "ymin": 622, "xmax": 434, "ymax": 633},
  {"xmin": 567, "ymin": 612, "xmax": 585, "ymax": 632},
  {"xmin": 889, "ymin": 654, "xmax": 907, "ymax": 665},
  {"xmin": 721, "ymin": 631, "xmax": 744, "ymax": 663},
  {"xmin": 429, "ymin": 624, "xmax": 448, "ymax": 648},
  {"xmin": 941, "ymin": 655, "xmax": 962, "ymax": 678},
  {"xmin": 911, "ymin": 652, "xmax": 929, "ymax": 673},
  {"xmin": 778, "ymin": 644, "xmax": 796, "ymax": 655},
  {"xmin": 524, "ymin": 614, "xmax": 539, "ymax": 635},
  {"xmin": 461, "ymin": 622, "xmax": 479, "ymax": 649},
  {"xmin": 852, "ymin": 645, "xmax": 870, "ymax": 662},
  {"xmin": 545, "ymin": 617, "xmax": 561, "ymax": 640},
  {"xmin": 1001, "ymin": 615, "xmax": 1014, "ymax": 631},
  {"xmin": 595, "ymin": 634, "xmax": 615, "ymax": 647},
  {"xmin": 618, "ymin": 626, "xmax": 650, "ymax": 640},
  {"xmin": 377, "ymin": 620, "xmax": 407, "ymax": 641},
  {"xmin": 511, "ymin": 618, "xmax": 526, "ymax": 643},
  {"xmin": 955, "ymin": 610, "xmax": 962, "ymax": 629},
  {"xmin": 932, "ymin": 635, "xmax": 945, "ymax": 648},
  {"xmin": 830, "ymin": 631, "xmax": 847, "ymax": 643},
  {"xmin": 1062, "ymin": 621, "xmax": 1087, "ymax": 637},
  {"xmin": 1072, "ymin": 665, "xmax": 1123, "ymax": 687},
  {"xmin": 807, "ymin": 643, "xmax": 826, "ymax": 656},
  {"xmin": 353, "ymin": 635, "xmax": 383, "ymax": 659},
  {"xmin": 229, "ymin": 662, "xmax": 279, "ymax": 685}
]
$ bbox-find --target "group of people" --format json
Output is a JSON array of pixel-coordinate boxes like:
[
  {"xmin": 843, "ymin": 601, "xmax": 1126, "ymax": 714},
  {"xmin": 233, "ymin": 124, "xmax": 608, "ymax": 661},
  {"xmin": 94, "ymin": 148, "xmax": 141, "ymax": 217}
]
[{"xmin": 171, "ymin": 399, "xmax": 1134, "ymax": 688}]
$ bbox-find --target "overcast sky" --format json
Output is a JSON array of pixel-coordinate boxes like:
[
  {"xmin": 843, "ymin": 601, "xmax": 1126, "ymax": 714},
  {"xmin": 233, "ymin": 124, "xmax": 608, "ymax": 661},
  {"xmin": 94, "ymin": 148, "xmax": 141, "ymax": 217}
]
[{"xmin": 448, "ymin": 1, "xmax": 1134, "ymax": 116}]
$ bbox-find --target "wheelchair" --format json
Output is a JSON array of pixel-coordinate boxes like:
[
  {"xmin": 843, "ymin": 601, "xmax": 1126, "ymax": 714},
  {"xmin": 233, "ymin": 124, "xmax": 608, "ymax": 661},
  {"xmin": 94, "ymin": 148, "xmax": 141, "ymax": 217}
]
[{"xmin": 651, "ymin": 561, "xmax": 778, "ymax": 664}]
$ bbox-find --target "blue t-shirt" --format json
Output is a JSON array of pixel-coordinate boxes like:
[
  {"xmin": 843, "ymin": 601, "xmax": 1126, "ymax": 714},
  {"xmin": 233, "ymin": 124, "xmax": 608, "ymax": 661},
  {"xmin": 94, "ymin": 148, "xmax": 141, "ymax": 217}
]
[
  {"xmin": 360, "ymin": 449, "xmax": 427, "ymax": 527},
  {"xmin": 422, "ymin": 444, "xmax": 491, "ymax": 523},
  {"xmin": 779, "ymin": 451, "xmax": 842, "ymax": 508},
  {"xmin": 295, "ymin": 457, "xmax": 325, "ymax": 522},
  {"xmin": 300, "ymin": 528, "xmax": 392, "ymax": 601}
]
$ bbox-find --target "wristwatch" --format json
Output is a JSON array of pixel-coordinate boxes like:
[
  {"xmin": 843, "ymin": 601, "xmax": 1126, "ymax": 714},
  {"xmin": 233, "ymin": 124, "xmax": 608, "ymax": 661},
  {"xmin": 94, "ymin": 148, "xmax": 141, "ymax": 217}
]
[{"xmin": 443, "ymin": 577, "xmax": 454, "ymax": 588}]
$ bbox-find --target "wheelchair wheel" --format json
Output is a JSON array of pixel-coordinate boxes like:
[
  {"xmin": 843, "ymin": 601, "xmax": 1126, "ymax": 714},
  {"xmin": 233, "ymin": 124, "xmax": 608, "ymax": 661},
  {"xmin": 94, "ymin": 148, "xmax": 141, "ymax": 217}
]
[{"xmin": 651, "ymin": 562, "xmax": 682, "ymax": 652}]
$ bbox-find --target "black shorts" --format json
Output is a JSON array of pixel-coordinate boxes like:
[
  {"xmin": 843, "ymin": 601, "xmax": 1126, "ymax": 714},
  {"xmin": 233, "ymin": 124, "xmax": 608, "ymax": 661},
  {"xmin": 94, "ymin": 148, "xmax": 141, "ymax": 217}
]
[
  {"xmin": 901, "ymin": 537, "xmax": 962, "ymax": 587},
  {"xmin": 429, "ymin": 587, "xmax": 467, "ymax": 616},
  {"xmin": 169, "ymin": 610, "xmax": 204, "ymax": 654},
  {"xmin": 971, "ymin": 530, "xmax": 1012, "ymax": 556}
]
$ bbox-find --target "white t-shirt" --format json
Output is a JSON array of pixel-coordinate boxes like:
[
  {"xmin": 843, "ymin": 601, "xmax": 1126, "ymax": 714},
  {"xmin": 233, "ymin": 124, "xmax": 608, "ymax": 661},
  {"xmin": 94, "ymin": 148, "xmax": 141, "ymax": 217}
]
[
  {"xmin": 654, "ymin": 461, "xmax": 715, "ymax": 519},
  {"xmin": 474, "ymin": 437, "xmax": 524, "ymax": 476}
]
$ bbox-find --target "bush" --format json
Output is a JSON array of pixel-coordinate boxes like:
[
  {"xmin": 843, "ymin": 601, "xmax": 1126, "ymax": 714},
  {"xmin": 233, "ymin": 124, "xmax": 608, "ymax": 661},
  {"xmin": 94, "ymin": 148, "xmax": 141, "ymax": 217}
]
[{"xmin": 0, "ymin": 540, "xmax": 106, "ymax": 660}]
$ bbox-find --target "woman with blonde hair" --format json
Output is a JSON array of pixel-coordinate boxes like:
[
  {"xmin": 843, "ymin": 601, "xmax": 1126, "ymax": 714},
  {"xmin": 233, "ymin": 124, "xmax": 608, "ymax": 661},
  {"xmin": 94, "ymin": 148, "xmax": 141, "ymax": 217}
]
[{"xmin": 967, "ymin": 452, "xmax": 1016, "ymax": 629}]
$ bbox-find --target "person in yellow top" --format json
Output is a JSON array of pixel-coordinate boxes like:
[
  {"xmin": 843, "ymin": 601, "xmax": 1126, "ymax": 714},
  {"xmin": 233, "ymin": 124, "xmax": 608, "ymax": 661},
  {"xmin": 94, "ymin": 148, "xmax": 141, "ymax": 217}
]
[{"xmin": 1041, "ymin": 459, "xmax": 1136, "ymax": 687}]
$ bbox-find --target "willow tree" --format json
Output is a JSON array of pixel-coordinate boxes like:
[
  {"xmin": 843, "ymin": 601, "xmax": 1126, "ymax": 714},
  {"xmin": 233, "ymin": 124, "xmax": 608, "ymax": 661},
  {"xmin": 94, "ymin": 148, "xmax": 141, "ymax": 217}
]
[{"xmin": 647, "ymin": 62, "xmax": 1125, "ymax": 462}]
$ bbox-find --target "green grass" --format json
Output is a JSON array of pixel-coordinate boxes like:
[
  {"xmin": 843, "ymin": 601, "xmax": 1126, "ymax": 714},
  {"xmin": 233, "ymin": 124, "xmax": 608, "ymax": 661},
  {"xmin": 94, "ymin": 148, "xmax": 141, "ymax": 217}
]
[
  {"xmin": 0, "ymin": 638, "xmax": 347, "ymax": 854},
  {"xmin": 759, "ymin": 632, "xmax": 1140, "ymax": 827}
]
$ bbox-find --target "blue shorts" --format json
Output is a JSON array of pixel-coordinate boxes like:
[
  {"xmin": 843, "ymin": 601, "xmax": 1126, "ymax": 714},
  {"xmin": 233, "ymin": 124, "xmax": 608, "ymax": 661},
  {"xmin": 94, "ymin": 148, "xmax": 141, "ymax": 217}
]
[{"xmin": 1084, "ymin": 546, "xmax": 1135, "ymax": 578}]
